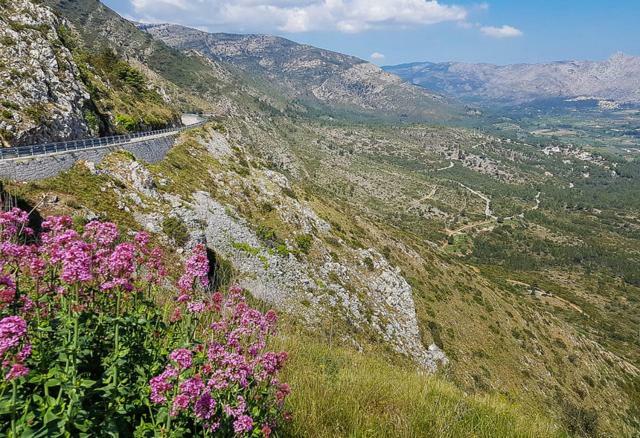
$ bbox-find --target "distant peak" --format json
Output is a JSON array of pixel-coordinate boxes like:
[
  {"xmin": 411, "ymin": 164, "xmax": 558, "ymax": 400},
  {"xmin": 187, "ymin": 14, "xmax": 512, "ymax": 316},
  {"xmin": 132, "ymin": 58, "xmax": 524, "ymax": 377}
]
[{"xmin": 608, "ymin": 51, "xmax": 633, "ymax": 62}]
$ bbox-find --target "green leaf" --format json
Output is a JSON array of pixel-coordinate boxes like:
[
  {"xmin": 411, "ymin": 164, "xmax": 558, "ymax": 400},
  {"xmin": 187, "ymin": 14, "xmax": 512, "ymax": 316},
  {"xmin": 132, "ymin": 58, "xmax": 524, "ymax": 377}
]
[
  {"xmin": 45, "ymin": 378, "xmax": 61, "ymax": 388},
  {"xmin": 80, "ymin": 379, "xmax": 96, "ymax": 388}
]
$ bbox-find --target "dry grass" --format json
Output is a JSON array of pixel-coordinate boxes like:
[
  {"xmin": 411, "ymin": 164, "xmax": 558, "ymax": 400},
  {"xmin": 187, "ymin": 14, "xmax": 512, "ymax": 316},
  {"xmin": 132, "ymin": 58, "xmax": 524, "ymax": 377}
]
[{"xmin": 274, "ymin": 332, "xmax": 566, "ymax": 438}]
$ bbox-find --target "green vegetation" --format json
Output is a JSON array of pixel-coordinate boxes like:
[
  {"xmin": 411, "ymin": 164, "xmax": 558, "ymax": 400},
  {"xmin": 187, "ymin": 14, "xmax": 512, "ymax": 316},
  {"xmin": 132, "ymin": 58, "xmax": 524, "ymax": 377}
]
[
  {"xmin": 294, "ymin": 233, "xmax": 313, "ymax": 254},
  {"xmin": 276, "ymin": 333, "xmax": 564, "ymax": 437},
  {"xmin": 161, "ymin": 216, "xmax": 190, "ymax": 246}
]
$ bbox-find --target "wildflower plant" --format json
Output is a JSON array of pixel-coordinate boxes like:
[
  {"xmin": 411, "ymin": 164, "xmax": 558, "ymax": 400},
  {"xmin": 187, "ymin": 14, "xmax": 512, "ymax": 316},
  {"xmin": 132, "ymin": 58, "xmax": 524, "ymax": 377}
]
[{"xmin": 0, "ymin": 208, "xmax": 289, "ymax": 436}]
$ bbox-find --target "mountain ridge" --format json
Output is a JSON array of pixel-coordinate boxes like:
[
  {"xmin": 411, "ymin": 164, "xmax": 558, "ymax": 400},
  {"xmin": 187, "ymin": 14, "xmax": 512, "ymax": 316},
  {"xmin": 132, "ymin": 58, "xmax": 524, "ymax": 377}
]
[
  {"xmin": 384, "ymin": 52, "xmax": 640, "ymax": 105},
  {"xmin": 139, "ymin": 23, "xmax": 462, "ymax": 122}
]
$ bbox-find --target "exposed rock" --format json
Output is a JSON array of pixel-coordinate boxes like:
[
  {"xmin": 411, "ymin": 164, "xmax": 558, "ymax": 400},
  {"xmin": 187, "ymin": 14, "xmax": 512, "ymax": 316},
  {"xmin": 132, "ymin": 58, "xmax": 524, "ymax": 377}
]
[{"xmin": 0, "ymin": 0, "xmax": 93, "ymax": 146}]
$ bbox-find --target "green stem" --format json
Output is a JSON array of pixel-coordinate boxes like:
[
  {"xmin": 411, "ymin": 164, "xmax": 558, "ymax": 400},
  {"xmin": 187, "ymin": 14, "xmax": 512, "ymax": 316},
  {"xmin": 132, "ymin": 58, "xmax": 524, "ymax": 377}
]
[
  {"xmin": 113, "ymin": 288, "xmax": 122, "ymax": 391},
  {"xmin": 11, "ymin": 379, "xmax": 17, "ymax": 438}
]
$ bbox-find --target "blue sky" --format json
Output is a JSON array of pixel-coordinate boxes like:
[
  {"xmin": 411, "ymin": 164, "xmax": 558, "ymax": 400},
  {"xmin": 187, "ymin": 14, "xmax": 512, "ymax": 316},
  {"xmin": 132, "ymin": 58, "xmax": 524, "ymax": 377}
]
[{"xmin": 103, "ymin": 0, "xmax": 640, "ymax": 65}]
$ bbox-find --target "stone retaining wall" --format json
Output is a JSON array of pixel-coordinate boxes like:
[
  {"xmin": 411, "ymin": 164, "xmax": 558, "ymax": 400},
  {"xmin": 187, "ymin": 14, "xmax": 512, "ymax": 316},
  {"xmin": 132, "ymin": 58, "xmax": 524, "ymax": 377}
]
[{"xmin": 0, "ymin": 135, "xmax": 177, "ymax": 181}]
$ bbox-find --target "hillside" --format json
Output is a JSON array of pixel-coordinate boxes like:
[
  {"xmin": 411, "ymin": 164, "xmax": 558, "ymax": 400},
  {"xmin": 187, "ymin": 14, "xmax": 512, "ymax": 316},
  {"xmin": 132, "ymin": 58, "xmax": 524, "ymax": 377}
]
[
  {"xmin": 0, "ymin": 0, "xmax": 180, "ymax": 147},
  {"xmin": 2, "ymin": 0, "xmax": 640, "ymax": 436},
  {"xmin": 384, "ymin": 53, "xmax": 640, "ymax": 105}
]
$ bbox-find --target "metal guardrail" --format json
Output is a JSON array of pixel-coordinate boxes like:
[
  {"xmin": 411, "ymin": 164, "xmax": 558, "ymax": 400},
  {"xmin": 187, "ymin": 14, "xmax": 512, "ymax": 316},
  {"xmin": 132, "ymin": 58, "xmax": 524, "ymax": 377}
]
[{"xmin": 0, "ymin": 118, "xmax": 208, "ymax": 161}]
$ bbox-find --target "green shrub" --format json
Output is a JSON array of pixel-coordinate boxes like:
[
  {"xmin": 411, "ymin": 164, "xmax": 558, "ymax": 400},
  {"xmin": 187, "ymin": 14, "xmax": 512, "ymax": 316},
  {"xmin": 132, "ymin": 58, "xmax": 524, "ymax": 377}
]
[
  {"xmin": 161, "ymin": 215, "xmax": 189, "ymax": 246},
  {"xmin": 114, "ymin": 113, "xmax": 138, "ymax": 133},
  {"xmin": 295, "ymin": 234, "xmax": 313, "ymax": 254},
  {"xmin": 83, "ymin": 109, "xmax": 100, "ymax": 132}
]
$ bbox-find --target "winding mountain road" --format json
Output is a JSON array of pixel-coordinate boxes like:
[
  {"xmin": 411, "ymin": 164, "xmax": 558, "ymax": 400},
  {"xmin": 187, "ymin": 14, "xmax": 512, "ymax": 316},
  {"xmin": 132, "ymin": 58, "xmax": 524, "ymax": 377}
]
[{"xmin": 0, "ymin": 114, "xmax": 207, "ymax": 161}]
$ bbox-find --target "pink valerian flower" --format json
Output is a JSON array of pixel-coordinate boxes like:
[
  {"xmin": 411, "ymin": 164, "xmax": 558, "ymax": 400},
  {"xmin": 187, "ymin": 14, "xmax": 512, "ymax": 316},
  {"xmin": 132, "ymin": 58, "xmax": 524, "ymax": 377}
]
[
  {"xmin": 275, "ymin": 382, "xmax": 291, "ymax": 404},
  {"xmin": 0, "ymin": 276, "xmax": 16, "ymax": 307},
  {"xmin": 177, "ymin": 244, "xmax": 209, "ymax": 291},
  {"xmin": 0, "ymin": 316, "xmax": 30, "ymax": 381},
  {"xmin": 134, "ymin": 231, "xmax": 150, "ymax": 249},
  {"xmin": 223, "ymin": 396, "xmax": 247, "ymax": 418},
  {"xmin": 26, "ymin": 254, "xmax": 46, "ymax": 279},
  {"xmin": 171, "ymin": 394, "xmax": 191, "ymax": 416},
  {"xmin": 0, "ymin": 208, "xmax": 31, "ymax": 240},
  {"xmin": 187, "ymin": 301, "xmax": 206, "ymax": 314},
  {"xmin": 60, "ymin": 240, "xmax": 93, "ymax": 283},
  {"xmin": 254, "ymin": 352, "xmax": 288, "ymax": 381},
  {"xmin": 144, "ymin": 247, "xmax": 166, "ymax": 283},
  {"xmin": 19, "ymin": 296, "xmax": 35, "ymax": 313},
  {"xmin": 169, "ymin": 307, "xmax": 182, "ymax": 323},
  {"xmin": 149, "ymin": 287, "xmax": 289, "ymax": 433},
  {"xmin": 194, "ymin": 393, "xmax": 216, "ymax": 420},
  {"xmin": 149, "ymin": 366, "xmax": 178, "ymax": 404},
  {"xmin": 176, "ymin": 293, "xmax": 191, "ymax": 303},
  {"xmin": 16, "ymin": 344, "xmax": 31, "ymax": 362},
  {"xmin": 107, "ymin": 242, "xmax": 136, "ymax": 279},
  {"xmin": 233, "ymin": 415, "xmax": 254, "ymax": 434},
  {"xmin": 5, "ymin": 363, "xmax": 29, "ymax": 381},
  {"xmin": 100, "ymin": 242, "xmax": 138, "ymax": 291},
  {"xmin": 0, "ymin": 316, "xmax": 27, "ymax": 357},
  {"xmin": 83, "ymin": 221, "xmax": 119, "ymax": 247},
  {"xmin": 179, "ymin": 376, "xmax": 205, "ymax": 401},
  {"xmin": 169, "ymin": 348, "xmax": 193, "ymax": 370},
  {"xmin": 41, "ymin": 215, "xmax": 73, "ymax": 234}
]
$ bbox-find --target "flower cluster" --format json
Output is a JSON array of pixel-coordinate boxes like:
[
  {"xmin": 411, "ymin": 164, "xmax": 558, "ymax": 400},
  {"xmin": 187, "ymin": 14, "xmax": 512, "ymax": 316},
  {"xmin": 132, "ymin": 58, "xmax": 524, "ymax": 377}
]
[
  {"xmin": 0, "ymin": 316, "xmax": 31, "ymax": 381},
  {"xmin": 0, "ymin": 208, "xmax": 289, "ymax": 436},
  {"xmin": 150, "ymin": 288, "xmax": 289, "ymax": 435}
]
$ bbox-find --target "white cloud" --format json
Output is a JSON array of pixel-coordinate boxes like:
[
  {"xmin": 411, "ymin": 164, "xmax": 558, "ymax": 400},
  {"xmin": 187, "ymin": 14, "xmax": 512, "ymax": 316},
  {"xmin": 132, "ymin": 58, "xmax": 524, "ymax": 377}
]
[
  {"xmin": 480, "ymin": 24, "xmax": 523, "ymax": 38},
  {"xmin": 370, "ymin": 52, "xmax": 385, "ymax": 61},
  {"xmin": 128, "ymin": 0, "xmax": 468, "ymax": 34}
]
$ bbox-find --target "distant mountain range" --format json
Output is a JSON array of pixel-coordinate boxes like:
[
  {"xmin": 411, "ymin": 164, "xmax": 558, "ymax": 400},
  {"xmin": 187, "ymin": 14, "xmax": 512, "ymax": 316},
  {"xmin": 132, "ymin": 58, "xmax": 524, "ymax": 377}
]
[
  {"xmin": 384, "ymin": 53, "xmax": 640, "ymax": 106},
  {"xmin": 139, "ymin": 23, "xmax": 460, "ymax": 121}
]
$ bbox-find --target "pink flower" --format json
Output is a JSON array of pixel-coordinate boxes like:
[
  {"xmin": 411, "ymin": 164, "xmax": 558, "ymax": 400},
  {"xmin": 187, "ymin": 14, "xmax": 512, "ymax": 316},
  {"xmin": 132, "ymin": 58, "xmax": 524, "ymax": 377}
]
[
  {"xmin": 16, "ymin": 344, "xmax": 31, "ymax": 362},
  {"xmin": 178, "ymin": 244, "xmax": 209, "ymax": 291},
  {"xmin": 187, "ymin": 301, "xmax": 206, "ymax": 314},
  {"xmin": 0, "ymin": 208, "xmax": 31, "ymax": 239},
  {"xmin": 194, "ymin": 393, "xmax": 216, "ymax": 420},
  {"xmin": 0, "ymin": 316, "xmax": 27, "ymax": 357},
  {"xmin": 60, "ymin": 240, "xmax": 93, "ymax": 283},
  {"xmin": 261, "ymin": 424, "xmax": 272, "ymax": 438},
  {"xmin": 5, "ymin": 363, "xmax": 29, "ymax": 381},
  {"xmin": 176, "ymin": 294, "xmax": 191, "ymax": 303},
  {"xmin": 276, "ymin": 383, "xmax": 291, "ymax": 404},
  {"xmin": 149, "ymin": 366, "xmax": 178, "ymax": 404},
  {"xmin": 169, "ymin": 307, "xmax": 182, "ymax": 323},
  {"xmin": 169, "ymin": 348, "xmax": 193, "ymax": 370},
  {"xmin": 41, "ymin": 215, "xmax": 72, "ymax": 234},
  {"xmin": 108, "ymin": 242, "xmax": 136, "ymax": 278},
  {"xmin": 134, "ymin": 231, "xmax": 150, "ymax": 249},
  {"xmin": 179, "ymin": 376, "xmax": 205, "ymax": 401},
  {"xmin": 171, "ymin": 394, "xmax": 190, "ymax": 416},
  {"xmin": 0, "ymin": 276, "xmax": 16, "ymax": 307},
  {"xmin": 83, "ymin": 221, "xmax": 119, "ymax": 247},
  {"xmin": 233, "ymin": 415, "xmax": 254, "ymax": 434}
]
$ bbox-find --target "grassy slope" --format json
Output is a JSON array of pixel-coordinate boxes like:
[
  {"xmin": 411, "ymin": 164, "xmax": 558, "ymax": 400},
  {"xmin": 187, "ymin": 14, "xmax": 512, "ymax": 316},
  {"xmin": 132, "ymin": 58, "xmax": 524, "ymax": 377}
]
[{"xmin": 277, "ymin": 332, "xmax": 564, "ymax": 438}]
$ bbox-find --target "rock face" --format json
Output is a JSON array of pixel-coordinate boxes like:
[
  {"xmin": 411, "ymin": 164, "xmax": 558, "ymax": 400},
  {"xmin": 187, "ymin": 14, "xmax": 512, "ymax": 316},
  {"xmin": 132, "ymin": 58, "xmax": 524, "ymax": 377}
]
[
  {"xmin": 139, "ymin": 24, "xmax": 457, "ymax": 121},
  {"xmin": 0, "ymin": 0, "xmax": 93, "ymax": 146},
  {"xmin": 384, "ymin": 53, "xmax": 640, "ymax": 105},
  {"xmin": 99, "ymin": 127, "xmax": 448, "ymax": 371}
]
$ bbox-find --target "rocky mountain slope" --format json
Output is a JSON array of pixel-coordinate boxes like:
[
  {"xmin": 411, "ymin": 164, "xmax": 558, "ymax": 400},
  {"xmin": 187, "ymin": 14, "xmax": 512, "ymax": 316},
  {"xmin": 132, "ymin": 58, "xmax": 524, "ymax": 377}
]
[
  {"xmin": 0, "ymin": 0, "xmax": 181, "ymax": 147},
  {"xmin": 0, "ymin": 0, "xmax": 93, "ymax": 146},
  {"xmin": 139, "ymin": 23, "xmax": 460, "ymax": 122},
  {"xmin": 384, "ymin": 53, "xmax": 640, "ymax": 105},
  {"xmin": 3, "ymin": 0, "xmax": 640, "ymax": 435}
]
